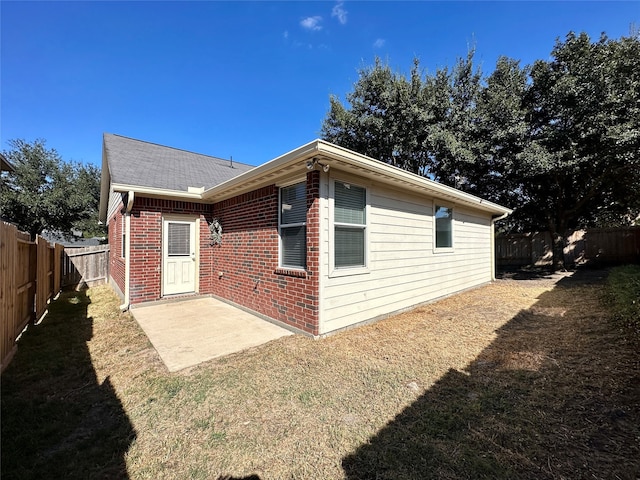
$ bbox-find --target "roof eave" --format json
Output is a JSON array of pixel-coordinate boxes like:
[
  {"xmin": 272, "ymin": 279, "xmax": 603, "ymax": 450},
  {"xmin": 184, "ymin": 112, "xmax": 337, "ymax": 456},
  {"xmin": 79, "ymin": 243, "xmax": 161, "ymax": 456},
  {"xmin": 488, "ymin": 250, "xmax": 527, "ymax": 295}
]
[
  {"xmin": 315, "ymin": 140, "xmax": 512, "ymax": 216},
  {"xmin": 204, "ymin": 139, "xmax": 512, "ymax": 216},
  {"xmin": 109, "ymin": 183, "xmax": 207, "ymax": 202},
  {"xmin": 0, "ymin": 153, "xmax": 15, "ymax": 172},
  {"xmin": 98, "ymin": 140, "xmax": 111, "ymax": 223},
  {"xmin": 201, "ymin": 140, "xmax": 320, "ymax": 201}
]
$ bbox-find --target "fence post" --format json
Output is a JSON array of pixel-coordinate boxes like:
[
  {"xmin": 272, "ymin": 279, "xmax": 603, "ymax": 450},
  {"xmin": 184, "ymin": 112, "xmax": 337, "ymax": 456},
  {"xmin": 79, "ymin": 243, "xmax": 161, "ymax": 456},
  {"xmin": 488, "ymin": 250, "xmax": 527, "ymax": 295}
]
[
  {"xmin": 35, "ymin": 235, "xmax": 50, "ymax": 322},
  {"xmin": 28, "ymin": 240, "xmax": 37, "ymax": 324},
  {"xmin": 54, "ymin": 243, "xmax": 63, "ymax": 295},
  {"xmin": 1, "ymin": 222, "xmax": 18, "ymax": 370}
]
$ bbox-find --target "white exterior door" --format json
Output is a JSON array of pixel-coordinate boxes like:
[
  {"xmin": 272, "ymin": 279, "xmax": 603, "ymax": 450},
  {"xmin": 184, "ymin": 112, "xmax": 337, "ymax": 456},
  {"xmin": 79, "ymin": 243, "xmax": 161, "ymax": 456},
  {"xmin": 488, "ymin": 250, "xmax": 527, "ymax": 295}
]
[{"xmin": 162, "ymin": 217, "xmax": 197, "ymax": 296}]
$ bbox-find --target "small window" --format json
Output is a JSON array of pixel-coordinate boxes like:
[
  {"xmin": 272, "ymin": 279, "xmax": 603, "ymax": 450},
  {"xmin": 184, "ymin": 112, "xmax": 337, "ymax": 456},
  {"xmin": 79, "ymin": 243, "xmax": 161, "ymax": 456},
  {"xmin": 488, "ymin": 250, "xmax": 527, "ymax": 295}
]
[
  {"xmin": 167, "ymin": 223, "xmax": 191, "ymax": 256},
  {"xmin": 334, "ymin": 181, "xmax": 366, "ymax": 268},
  {"xmin": 279, "ymin": 182, "xmax": 307, "ymax": 269},
  {"xmin": 435, "ymin": 205, "xmax": 453, "ymax": 248}
]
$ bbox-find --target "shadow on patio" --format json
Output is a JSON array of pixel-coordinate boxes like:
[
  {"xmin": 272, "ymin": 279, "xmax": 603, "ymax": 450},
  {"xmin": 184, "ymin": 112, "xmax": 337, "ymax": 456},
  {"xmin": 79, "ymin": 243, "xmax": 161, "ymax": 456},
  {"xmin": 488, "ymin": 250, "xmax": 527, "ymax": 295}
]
[
  {"xmin": 342, "ymin": 269, "xmax": 640, "ymax": 479},
  {"xmin": 1, "ymin": 290, "xmax": 136, "ymax": 480}
]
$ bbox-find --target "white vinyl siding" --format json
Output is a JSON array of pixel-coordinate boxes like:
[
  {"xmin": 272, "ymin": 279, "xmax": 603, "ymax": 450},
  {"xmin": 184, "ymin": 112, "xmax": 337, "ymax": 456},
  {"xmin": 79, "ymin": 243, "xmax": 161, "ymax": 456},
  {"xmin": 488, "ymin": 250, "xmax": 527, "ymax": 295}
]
[
  {"xmin": 319, "ymin": 174, "xmax": 494, "ymax": 334},
  {"xmin": 107, "ymin": 191, "xmax": 126, "ymax": 223},
  {"xmin": 279, "ymin": 182, "xmax": 307, "ymax": 269}
]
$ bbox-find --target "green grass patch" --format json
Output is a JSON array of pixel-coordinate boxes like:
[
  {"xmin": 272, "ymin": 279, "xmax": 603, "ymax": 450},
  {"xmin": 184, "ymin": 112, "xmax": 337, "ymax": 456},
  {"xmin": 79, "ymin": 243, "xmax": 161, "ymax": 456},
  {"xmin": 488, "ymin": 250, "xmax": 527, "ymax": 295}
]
[{"xmin": 606, "ymin": 264, "xmax": 640, "ymax": 337}]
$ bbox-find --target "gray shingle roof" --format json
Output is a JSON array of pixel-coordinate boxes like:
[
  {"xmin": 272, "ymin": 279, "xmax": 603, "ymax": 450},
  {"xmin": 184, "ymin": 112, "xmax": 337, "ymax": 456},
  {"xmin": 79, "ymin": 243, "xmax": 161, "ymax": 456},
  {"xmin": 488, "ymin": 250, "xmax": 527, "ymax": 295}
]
[{"xmin": 104, "ymin": 133, "xmax": 255, "ymax": 191}]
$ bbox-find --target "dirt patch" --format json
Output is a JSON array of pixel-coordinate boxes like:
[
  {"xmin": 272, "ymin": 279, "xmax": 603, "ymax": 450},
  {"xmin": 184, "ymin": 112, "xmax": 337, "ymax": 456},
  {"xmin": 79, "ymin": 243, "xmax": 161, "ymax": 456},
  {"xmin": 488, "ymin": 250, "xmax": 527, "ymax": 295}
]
[{"xmin": 2, "ymin": 270, "xmax": 638, "ymax": 479}]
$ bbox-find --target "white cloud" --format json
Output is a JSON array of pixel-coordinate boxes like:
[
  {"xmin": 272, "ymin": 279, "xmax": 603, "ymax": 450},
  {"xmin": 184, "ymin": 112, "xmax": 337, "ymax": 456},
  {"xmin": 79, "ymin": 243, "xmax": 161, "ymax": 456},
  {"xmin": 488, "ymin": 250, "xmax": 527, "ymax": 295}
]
[
  {"xmin": 331, "ymin": 2, "xmax": 348, "ymax": 25},
  {"xmin": 300, "ymin": 16, "xmax": 323, "ymax": 31},
  {"xmin": 283, "ymin": 30, "xmax": 289, "ymax": 39},
  {"xmin": 373, "ymin": 38, "xmax": 385, "ymax": 48}
]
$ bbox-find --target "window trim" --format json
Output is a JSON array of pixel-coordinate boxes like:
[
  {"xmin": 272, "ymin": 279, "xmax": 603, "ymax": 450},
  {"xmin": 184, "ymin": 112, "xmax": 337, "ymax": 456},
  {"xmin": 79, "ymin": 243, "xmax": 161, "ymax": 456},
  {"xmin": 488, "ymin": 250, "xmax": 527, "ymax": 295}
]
[
  {"xmin": 329, "ymin": 178, "xmax": 370, "ymax": 277},
  {"xmin": 278, "ymin": 181, "xmax": 307, "ymax": 271},
  {"xmin": 433, "ymin": 201, "xmax": 454, "ymax": 253}
]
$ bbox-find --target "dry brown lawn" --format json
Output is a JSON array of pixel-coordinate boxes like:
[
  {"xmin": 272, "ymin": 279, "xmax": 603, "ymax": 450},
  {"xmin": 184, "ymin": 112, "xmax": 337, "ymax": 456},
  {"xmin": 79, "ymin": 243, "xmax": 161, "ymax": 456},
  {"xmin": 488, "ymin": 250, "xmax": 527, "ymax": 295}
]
[{"xmin": 2, "ymin": 269, "xmax": 639, "ymax": 479}]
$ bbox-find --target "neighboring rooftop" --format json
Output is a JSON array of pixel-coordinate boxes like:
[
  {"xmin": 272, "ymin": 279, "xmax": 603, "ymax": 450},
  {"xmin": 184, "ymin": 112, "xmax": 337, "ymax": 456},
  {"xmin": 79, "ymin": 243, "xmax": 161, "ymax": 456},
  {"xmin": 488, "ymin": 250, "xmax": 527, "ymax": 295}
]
[
  {"xmin": 1, "ymin": 153, "xmax": 15, "ymax": 172},
  {"xmin": 103, "ymin": 133, "xmax": 255, "ymax": 192}
]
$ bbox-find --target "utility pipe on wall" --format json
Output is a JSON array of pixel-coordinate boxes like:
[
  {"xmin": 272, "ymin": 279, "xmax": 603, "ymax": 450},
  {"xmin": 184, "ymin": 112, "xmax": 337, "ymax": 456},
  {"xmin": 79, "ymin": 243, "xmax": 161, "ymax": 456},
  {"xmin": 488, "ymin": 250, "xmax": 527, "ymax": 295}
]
[{"xmin": 119, "ymin": 191, "xmax": 135, "ymax": 311}]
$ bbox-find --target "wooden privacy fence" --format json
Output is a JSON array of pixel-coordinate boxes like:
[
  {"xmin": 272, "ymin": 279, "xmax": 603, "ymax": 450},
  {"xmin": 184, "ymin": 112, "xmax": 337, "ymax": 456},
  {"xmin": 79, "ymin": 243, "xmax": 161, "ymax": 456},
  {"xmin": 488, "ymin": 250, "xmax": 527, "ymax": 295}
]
[
  {"xmin": 1, "ymin": 221, "xmax": 63, "ymax": 372},
  {"xmin": 496, "ymin": 226, "xmax": 640, "ymax": 268},
  {"xmin": 576, "ymin": 227, "xmax": 640, "ymax": 265},
  {"xmin": 62, "ymin": 245, "xmax": 109, "ymax": 288},
  {"xmin": 495, "ymin": 232, "xmax": 553, "ymax": 268}
]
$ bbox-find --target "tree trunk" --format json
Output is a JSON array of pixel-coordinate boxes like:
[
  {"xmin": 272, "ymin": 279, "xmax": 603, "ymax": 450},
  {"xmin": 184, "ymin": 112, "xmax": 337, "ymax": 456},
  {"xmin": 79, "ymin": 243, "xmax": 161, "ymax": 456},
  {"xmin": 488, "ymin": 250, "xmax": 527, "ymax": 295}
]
[
  {"xmin": 549, "ymin": 216, "xmax": 568, "ymax": 271},
  {"xmin": 550, "ymin": 231, "xmax": 565, "ymax": 271}
]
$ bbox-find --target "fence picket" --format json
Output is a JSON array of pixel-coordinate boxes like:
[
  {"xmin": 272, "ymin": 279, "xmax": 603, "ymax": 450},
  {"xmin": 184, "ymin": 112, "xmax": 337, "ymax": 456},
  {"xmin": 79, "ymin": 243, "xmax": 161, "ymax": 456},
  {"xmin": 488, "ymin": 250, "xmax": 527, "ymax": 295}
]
[
  {"xmin": 497, "ymin": 227, "xmax": 640, "ymax": 268},
  {"xmin": 0, "ymin": 223, "xmax": 108, "ymax": 372}
]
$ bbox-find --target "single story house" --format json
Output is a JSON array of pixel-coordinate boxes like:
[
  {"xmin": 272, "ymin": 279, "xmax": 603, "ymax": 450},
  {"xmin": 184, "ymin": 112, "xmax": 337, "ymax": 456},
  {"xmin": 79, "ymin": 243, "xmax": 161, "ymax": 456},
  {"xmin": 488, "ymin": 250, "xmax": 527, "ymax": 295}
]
[{"xmin": 99, "ymin": 133, "xmax": 511, "ymax": 336}]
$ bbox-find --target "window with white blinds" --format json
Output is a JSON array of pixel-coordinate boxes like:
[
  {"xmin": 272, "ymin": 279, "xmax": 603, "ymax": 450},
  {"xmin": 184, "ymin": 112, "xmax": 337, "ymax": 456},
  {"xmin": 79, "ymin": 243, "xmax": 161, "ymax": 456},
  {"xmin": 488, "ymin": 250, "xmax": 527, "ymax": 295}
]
[
  {"xmin": 334, "ymin": 181, "xmax": 366, "ymax": 268},
  {"xmin": 167, "ymin": 223, "xmax": 191, "ymax": 256},
  {"xmin": 279, "ymin": 182, "xmax": 306, "ymax": 269}
]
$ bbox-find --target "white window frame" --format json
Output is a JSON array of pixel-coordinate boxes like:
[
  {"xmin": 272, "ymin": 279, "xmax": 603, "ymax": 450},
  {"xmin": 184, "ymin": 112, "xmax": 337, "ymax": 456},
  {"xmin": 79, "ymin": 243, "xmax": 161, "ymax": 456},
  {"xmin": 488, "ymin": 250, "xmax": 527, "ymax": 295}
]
[
  {"xmin": 278, "ymin": 180, "xmax": 307, "ymax": 270},
  {"xmin": 329, "ymin": 178, "xmax": 370, "ymax": 277},
  {"xmin": 433, "ymin": 201, "xmax": 454, "ymax": 253}
]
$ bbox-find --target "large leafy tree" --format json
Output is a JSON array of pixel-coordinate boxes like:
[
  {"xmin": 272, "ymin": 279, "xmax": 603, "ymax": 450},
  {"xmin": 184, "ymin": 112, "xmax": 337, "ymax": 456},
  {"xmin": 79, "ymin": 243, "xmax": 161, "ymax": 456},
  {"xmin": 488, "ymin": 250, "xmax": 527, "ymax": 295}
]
[
  {"xmin": 517, "ymin": 32, "xmax": 640, "ymax": 264},
  {"xmin": 320, "ymin": 55, "xmax": 482, "ymax": 181},
  {"xmin": 0, "ymin": 139, "xmax": 104, "ymax": 238},
  {"xmin": 469, "ymin": 56, "xmax": 529, "ymax": 211},
  {"xmin": 321, "ymin": 58, "xmax": 431, "ymax": 175},
  {"xmin": 321, "ymin": 31, "xmax": 640, "ymax": 268}
]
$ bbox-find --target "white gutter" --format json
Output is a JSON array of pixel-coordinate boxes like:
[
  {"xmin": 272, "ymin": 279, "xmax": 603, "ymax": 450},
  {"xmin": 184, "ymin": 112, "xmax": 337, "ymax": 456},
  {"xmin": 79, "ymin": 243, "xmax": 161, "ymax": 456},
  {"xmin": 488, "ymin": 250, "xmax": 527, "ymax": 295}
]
[
  {"xmin": 120, "ymin": 191, "xmax": 135, "ymax": 311},
  {"xmin": 316, "ymin": 141, "xmax": 511, "ymax": 215},
  {"xmin": 202, "ymin": 140, "xmax": 512, "ymax": 216},
  {"xmin": 111, "ymin": 183, "xmax": 205, "ymax": 201},
  {"xmin": 201, "ymin": 140, "xmax": 320, "ymax": 201}
]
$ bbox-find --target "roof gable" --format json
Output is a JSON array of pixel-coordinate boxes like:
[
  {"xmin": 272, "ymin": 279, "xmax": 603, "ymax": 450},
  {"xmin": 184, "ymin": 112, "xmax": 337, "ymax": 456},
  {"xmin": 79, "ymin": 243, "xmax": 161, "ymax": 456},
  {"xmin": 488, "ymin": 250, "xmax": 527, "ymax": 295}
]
[{"xmin": 103, "ymin": 133, "xmax": 254, "ymax": 192}]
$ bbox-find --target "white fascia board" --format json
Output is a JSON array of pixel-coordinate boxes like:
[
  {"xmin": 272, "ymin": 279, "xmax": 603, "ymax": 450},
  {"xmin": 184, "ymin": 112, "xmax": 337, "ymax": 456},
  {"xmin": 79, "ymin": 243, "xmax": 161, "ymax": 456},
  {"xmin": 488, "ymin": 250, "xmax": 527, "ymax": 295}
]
[
  {"xmin": 315, "ymin": 140, "xmax": 513, "ymax": 216},
  {"xmin": 203, "ymin": 139, "xmax": 511, "ymax": 217},
  {"xmin": 202, "ymin": 140, "xmax": 320, "ymax": 201},
  {"xmin": 98, "ymin": 143, "xmax": 112, "ymax": 223},
  {"xmin": 110, "ymin": 183, "xmax": 206, "ymax": 201}
]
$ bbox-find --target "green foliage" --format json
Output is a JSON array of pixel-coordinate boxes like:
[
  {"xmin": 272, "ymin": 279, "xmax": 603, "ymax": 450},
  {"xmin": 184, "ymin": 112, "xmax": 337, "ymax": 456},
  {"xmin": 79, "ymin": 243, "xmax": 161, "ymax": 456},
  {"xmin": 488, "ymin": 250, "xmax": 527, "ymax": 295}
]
[
  {"xmin": 321, "ymin": 31, "xmax": 640, "ymax": 243},
  {"xmin": 0, "ymin": 139, "xmax": 105, "ymax": 238},
  {"xmin": 518, "ymin": 32, "xmax": 640, "ymax": 234},
  {"xmin": 606, "ymin": 265, "xmax": 640, "ymax": 337}
]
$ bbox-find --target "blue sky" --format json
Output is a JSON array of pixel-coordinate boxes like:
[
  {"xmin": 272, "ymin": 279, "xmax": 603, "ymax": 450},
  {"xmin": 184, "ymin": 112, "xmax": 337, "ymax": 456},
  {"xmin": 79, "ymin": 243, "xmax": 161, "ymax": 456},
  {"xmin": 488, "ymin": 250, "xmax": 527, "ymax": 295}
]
[{"xmin": 1, "ymin": 1, "xmax": 638, "ymax": 168}]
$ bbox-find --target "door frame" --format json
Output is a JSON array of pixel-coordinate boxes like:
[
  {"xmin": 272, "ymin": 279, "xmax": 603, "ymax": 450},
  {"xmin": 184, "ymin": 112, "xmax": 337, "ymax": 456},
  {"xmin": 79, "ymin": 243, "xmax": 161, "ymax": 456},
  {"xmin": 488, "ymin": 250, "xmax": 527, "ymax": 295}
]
[{"xmin": 161, "ymin": 214, "xmax": 200, "ymax": 297}]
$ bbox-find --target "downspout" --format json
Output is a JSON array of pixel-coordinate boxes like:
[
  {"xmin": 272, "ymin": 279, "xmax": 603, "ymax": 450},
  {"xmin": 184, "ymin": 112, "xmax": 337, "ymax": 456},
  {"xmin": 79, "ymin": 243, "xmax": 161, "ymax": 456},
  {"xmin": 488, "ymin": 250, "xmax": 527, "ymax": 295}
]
[
  {"xmin": 120, "ymin": 191, "xmax": 135, "ymax": 311},
  {"xmin": 490, "ymin": 212, "xmax": 510, "ymax": 281}
]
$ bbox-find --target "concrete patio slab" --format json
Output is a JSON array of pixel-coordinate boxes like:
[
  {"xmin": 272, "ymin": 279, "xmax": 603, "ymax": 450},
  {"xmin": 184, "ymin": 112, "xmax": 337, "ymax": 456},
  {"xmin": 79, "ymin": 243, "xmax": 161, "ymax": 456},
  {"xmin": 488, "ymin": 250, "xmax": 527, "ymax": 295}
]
[{"xmin": 130, "ymin": 297, "xmax": 293, "ymax": 372}]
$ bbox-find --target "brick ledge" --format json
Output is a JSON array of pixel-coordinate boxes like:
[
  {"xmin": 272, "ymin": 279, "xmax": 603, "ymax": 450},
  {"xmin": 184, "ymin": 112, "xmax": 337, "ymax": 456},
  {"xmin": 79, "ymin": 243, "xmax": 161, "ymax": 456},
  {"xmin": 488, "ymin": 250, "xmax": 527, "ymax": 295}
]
[{"xmin": 274, "ymin": 268, "xmax": 307, "ymax": 278}]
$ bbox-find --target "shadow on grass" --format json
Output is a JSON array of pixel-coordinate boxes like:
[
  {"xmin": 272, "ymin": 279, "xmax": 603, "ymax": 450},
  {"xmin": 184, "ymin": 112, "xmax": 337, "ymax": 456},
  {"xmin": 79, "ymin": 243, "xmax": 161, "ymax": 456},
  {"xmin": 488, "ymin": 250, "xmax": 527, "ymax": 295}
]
[
  {"xmin": 1, "ymin": 289, "xmax": 136, "ymax": 480},
  {"xmin": 342, "ymin": 269, "xmax": 640, "ymax": 479}
]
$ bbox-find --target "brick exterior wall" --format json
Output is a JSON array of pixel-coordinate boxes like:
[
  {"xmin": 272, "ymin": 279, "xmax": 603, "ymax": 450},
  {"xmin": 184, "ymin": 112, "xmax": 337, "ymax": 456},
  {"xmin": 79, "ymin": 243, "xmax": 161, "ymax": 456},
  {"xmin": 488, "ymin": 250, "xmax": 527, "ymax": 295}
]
[
  {"xmin": 209, "ymin": 171, "xmax": 320, "ymax": 334},
  {"xmin": 113, "ymin": 171, "xmax": 321, "ymax": 335},
  {"xmin": 128, "ymin": 198, "xmax": 212, "ymax": 304}
]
